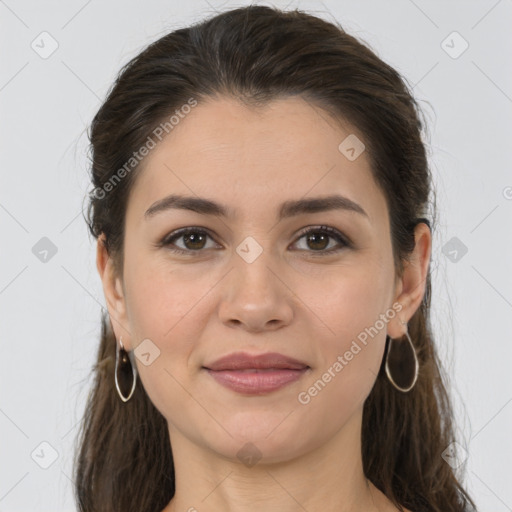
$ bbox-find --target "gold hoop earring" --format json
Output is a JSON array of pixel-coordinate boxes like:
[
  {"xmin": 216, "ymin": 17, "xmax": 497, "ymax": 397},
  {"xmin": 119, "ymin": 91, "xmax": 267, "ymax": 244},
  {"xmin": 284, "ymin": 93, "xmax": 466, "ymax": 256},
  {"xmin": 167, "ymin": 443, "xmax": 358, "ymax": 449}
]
[
  {"xmin": 114, "ymin": 336, "xmax": 137, "ymax": 402},
  {"xmin": 385, "ymin": 326, "xmax": 419, "ymax": 392}
]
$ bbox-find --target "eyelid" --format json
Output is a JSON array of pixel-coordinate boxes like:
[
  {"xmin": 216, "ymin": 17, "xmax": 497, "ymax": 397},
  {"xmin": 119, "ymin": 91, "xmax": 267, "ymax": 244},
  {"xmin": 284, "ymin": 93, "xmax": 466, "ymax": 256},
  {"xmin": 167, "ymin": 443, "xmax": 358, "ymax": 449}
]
[
  {"xmin": 160, "ymin": 226, "xmax": 220, "ymax": 251},
  {"xmin": 159, "ymin": 225, "xmax": 351, "ymax": 255},
  {"xmin": 293, "ymin": 225, "xmax": 352, "ymax": 249}
]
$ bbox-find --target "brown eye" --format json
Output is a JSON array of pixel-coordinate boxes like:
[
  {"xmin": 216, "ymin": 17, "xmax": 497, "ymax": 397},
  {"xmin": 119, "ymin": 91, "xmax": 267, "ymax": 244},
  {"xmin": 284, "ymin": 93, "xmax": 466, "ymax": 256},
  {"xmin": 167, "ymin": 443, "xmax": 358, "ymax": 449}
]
[
  {"xmin": 306, "ymin": 232, "xmax": 330, "ymax": 250},
  {"xmin": 180, "ymin": 231, "xmax": 207, "ymax": 250},
  {"xmin": 160, "ymin": 225, "xmax": 351, "ymax": 256},
  {"xmin": 162, "ymin": 228, "xmax": 219, "ymax": 254},
  {"xmin": 292, "ymin": 226, "xmax": 350, "ymax": 254}
]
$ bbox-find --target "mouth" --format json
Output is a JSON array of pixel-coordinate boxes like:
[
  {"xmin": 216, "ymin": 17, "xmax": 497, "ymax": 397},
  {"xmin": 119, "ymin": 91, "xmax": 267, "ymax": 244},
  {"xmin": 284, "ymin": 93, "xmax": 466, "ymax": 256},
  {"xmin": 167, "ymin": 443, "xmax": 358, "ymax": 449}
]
[{"xmin": 202, "ymin": 351, "xmax": 310, "ymax": 395}]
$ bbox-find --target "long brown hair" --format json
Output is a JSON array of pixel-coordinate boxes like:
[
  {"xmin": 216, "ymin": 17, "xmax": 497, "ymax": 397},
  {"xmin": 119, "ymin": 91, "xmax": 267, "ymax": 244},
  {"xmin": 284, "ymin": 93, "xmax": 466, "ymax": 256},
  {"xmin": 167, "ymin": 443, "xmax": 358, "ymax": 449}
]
[{"xmin": 74, "ymin": 5, "xmax": 476, "ymax": 511}]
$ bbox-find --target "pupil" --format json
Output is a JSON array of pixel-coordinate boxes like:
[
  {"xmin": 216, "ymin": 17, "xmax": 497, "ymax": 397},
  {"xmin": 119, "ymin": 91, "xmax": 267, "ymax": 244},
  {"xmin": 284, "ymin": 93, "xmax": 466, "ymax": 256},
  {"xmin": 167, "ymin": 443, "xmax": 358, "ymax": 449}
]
[
  {"xmin": 308, "ymin": 233, "xmax": 327, "ymax": 250},
  {"xmin": 185, "ymin": 233, "xmax": 204, "ymax": 249}
]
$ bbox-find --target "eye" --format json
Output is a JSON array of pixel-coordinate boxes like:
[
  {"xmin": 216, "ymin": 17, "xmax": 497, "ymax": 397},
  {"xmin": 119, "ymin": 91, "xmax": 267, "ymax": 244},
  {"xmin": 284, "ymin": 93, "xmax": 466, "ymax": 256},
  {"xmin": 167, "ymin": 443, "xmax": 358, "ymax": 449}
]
[
  {"xmin": 291, "ymin": 225, "xmax": 351, "ymax": 255},
  {"xmin": 160, "ymin": 227, "xmax": 219, "ymax": 254},
  {"xmin": 159, "ymin": 225, "xmax": 351, "ymax": 256}
]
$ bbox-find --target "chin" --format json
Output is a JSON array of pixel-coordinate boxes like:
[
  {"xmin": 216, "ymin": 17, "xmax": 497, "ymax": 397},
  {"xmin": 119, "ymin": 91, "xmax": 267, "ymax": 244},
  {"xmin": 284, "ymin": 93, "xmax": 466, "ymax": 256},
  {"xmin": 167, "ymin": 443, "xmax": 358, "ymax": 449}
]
[{"xmin": 202, "ymin": 415, "xmax": 314, "ymax": 464}]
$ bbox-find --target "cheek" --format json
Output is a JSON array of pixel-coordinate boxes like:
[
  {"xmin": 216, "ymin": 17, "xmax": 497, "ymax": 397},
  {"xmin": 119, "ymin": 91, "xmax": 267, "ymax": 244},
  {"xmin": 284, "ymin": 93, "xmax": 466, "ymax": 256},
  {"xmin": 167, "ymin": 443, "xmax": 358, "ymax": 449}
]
[
  {"xmin": 122, "ymin": 254, "xmax": 217, "ymax": 415},
  {"xmin": 123, "ymin": 252, "xmax": 204, "ymax": 339},
  {"xmin": 300, "ymin": 254, "xmax": 392, "ymax": 340},
  {"xmin": 301, "ymin": 258, "xmax": 392, "ymax": 398},
  {"xmin": 295, "ymin": 290, "xmax": 387, "ymax": 434}
]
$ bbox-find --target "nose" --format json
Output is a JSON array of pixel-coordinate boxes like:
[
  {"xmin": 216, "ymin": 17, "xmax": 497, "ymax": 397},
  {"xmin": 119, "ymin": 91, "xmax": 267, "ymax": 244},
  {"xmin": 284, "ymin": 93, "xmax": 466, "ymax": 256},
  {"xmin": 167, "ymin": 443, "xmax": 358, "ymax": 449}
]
[{"xmin": 217, "ymin": 242, "xmax": 294, "ymax": 333}]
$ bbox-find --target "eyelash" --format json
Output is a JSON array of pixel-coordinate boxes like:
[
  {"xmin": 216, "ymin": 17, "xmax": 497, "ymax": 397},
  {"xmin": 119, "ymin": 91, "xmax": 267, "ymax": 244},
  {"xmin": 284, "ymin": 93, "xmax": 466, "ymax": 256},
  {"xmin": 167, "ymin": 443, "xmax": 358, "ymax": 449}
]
[{"xmin": 159, "ymin": 225, "xmax": 352, "ymax": 256}]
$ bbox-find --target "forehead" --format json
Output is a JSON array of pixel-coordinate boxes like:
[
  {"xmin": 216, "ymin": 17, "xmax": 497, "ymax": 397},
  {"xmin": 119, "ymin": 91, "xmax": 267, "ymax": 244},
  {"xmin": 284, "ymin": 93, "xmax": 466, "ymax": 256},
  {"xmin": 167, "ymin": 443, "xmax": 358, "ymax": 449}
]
[{"xmin": 126, "ymin": 95, "xmax": 387, "ymax": 227}]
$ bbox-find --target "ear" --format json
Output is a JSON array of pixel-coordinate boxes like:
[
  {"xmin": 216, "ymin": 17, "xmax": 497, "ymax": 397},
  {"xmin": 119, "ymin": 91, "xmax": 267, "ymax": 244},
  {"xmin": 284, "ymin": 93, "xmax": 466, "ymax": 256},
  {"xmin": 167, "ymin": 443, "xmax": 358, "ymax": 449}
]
[
  {"xmin": 387, "ymin": 222, "xmax": 431, "ymax": 339},
  {"xmin": 96, "ymin": 233, "xmax": 132, "ymax": 350}
]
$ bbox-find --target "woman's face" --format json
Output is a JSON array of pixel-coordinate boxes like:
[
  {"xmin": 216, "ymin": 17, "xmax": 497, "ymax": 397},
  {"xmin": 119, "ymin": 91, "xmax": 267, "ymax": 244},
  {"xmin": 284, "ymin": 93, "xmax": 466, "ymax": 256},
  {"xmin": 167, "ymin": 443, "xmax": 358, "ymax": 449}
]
[{"xmin": 99, "ymin": 95, "xmax": 426, "ymax": 463}]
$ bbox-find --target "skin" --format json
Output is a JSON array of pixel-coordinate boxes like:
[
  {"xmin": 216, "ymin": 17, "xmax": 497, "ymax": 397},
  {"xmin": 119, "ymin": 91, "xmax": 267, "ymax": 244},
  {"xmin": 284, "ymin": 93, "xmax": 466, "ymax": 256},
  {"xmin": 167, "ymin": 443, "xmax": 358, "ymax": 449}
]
[{"xmin": 97, "ymin": 96, "xmax": 430, "ymax": 512}]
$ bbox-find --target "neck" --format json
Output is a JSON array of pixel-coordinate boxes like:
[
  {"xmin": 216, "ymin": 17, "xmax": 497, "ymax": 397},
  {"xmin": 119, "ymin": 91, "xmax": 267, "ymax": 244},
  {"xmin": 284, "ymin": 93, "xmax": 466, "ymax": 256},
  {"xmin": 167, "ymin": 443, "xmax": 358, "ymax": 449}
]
[{"xmin": 163, "ymin": 409, "xmax": 386, "ymax": 512}]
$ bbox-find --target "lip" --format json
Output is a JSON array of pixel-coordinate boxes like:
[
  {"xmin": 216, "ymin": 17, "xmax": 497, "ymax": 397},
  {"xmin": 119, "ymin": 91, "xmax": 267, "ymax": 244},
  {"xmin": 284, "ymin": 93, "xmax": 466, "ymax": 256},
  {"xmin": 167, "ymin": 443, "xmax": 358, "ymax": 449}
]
[
  {"xmin": 203, "ymin": 352, "xmax": 310, "ymax": 395},
  {"xmin": 203, "ymin": 351, "xmax": 309, "ymax": 371}
]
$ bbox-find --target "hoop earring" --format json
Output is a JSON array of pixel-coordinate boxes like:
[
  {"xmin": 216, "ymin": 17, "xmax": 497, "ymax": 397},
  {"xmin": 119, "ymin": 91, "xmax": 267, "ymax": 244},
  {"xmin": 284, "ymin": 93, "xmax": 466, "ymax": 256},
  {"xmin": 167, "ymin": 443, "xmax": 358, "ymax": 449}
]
[
  {"xmin": 385, "ymin": 326, "xmax": 419, "ymax": 392},
  {"xmin": 115, "ymin": 336, "xmax": 137, "ymax": 402}
]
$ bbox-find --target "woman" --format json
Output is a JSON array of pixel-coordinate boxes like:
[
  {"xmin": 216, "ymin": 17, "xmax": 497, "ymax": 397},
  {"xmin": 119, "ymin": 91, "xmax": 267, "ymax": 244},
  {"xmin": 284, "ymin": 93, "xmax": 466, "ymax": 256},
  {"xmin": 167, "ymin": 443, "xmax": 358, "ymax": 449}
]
[{"xmin": 74, "ymin": 5, "xmax": 476, "ymax": 512}]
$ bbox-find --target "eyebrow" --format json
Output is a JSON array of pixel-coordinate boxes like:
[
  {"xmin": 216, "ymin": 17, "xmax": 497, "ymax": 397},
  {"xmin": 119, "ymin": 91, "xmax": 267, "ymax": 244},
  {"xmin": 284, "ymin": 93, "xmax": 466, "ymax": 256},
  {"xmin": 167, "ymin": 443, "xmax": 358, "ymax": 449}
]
[{"xmin": 144, "ymin": 193, "xmax": 369, "ymax": 221}]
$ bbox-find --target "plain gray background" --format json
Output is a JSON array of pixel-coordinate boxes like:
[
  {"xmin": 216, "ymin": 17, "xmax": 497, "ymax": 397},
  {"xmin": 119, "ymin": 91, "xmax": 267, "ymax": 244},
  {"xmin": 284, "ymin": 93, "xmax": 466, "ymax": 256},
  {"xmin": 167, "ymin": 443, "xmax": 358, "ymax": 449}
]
[{"xmin": 1, "ymin": 0, "xmax": 511, "ymax": 510}]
